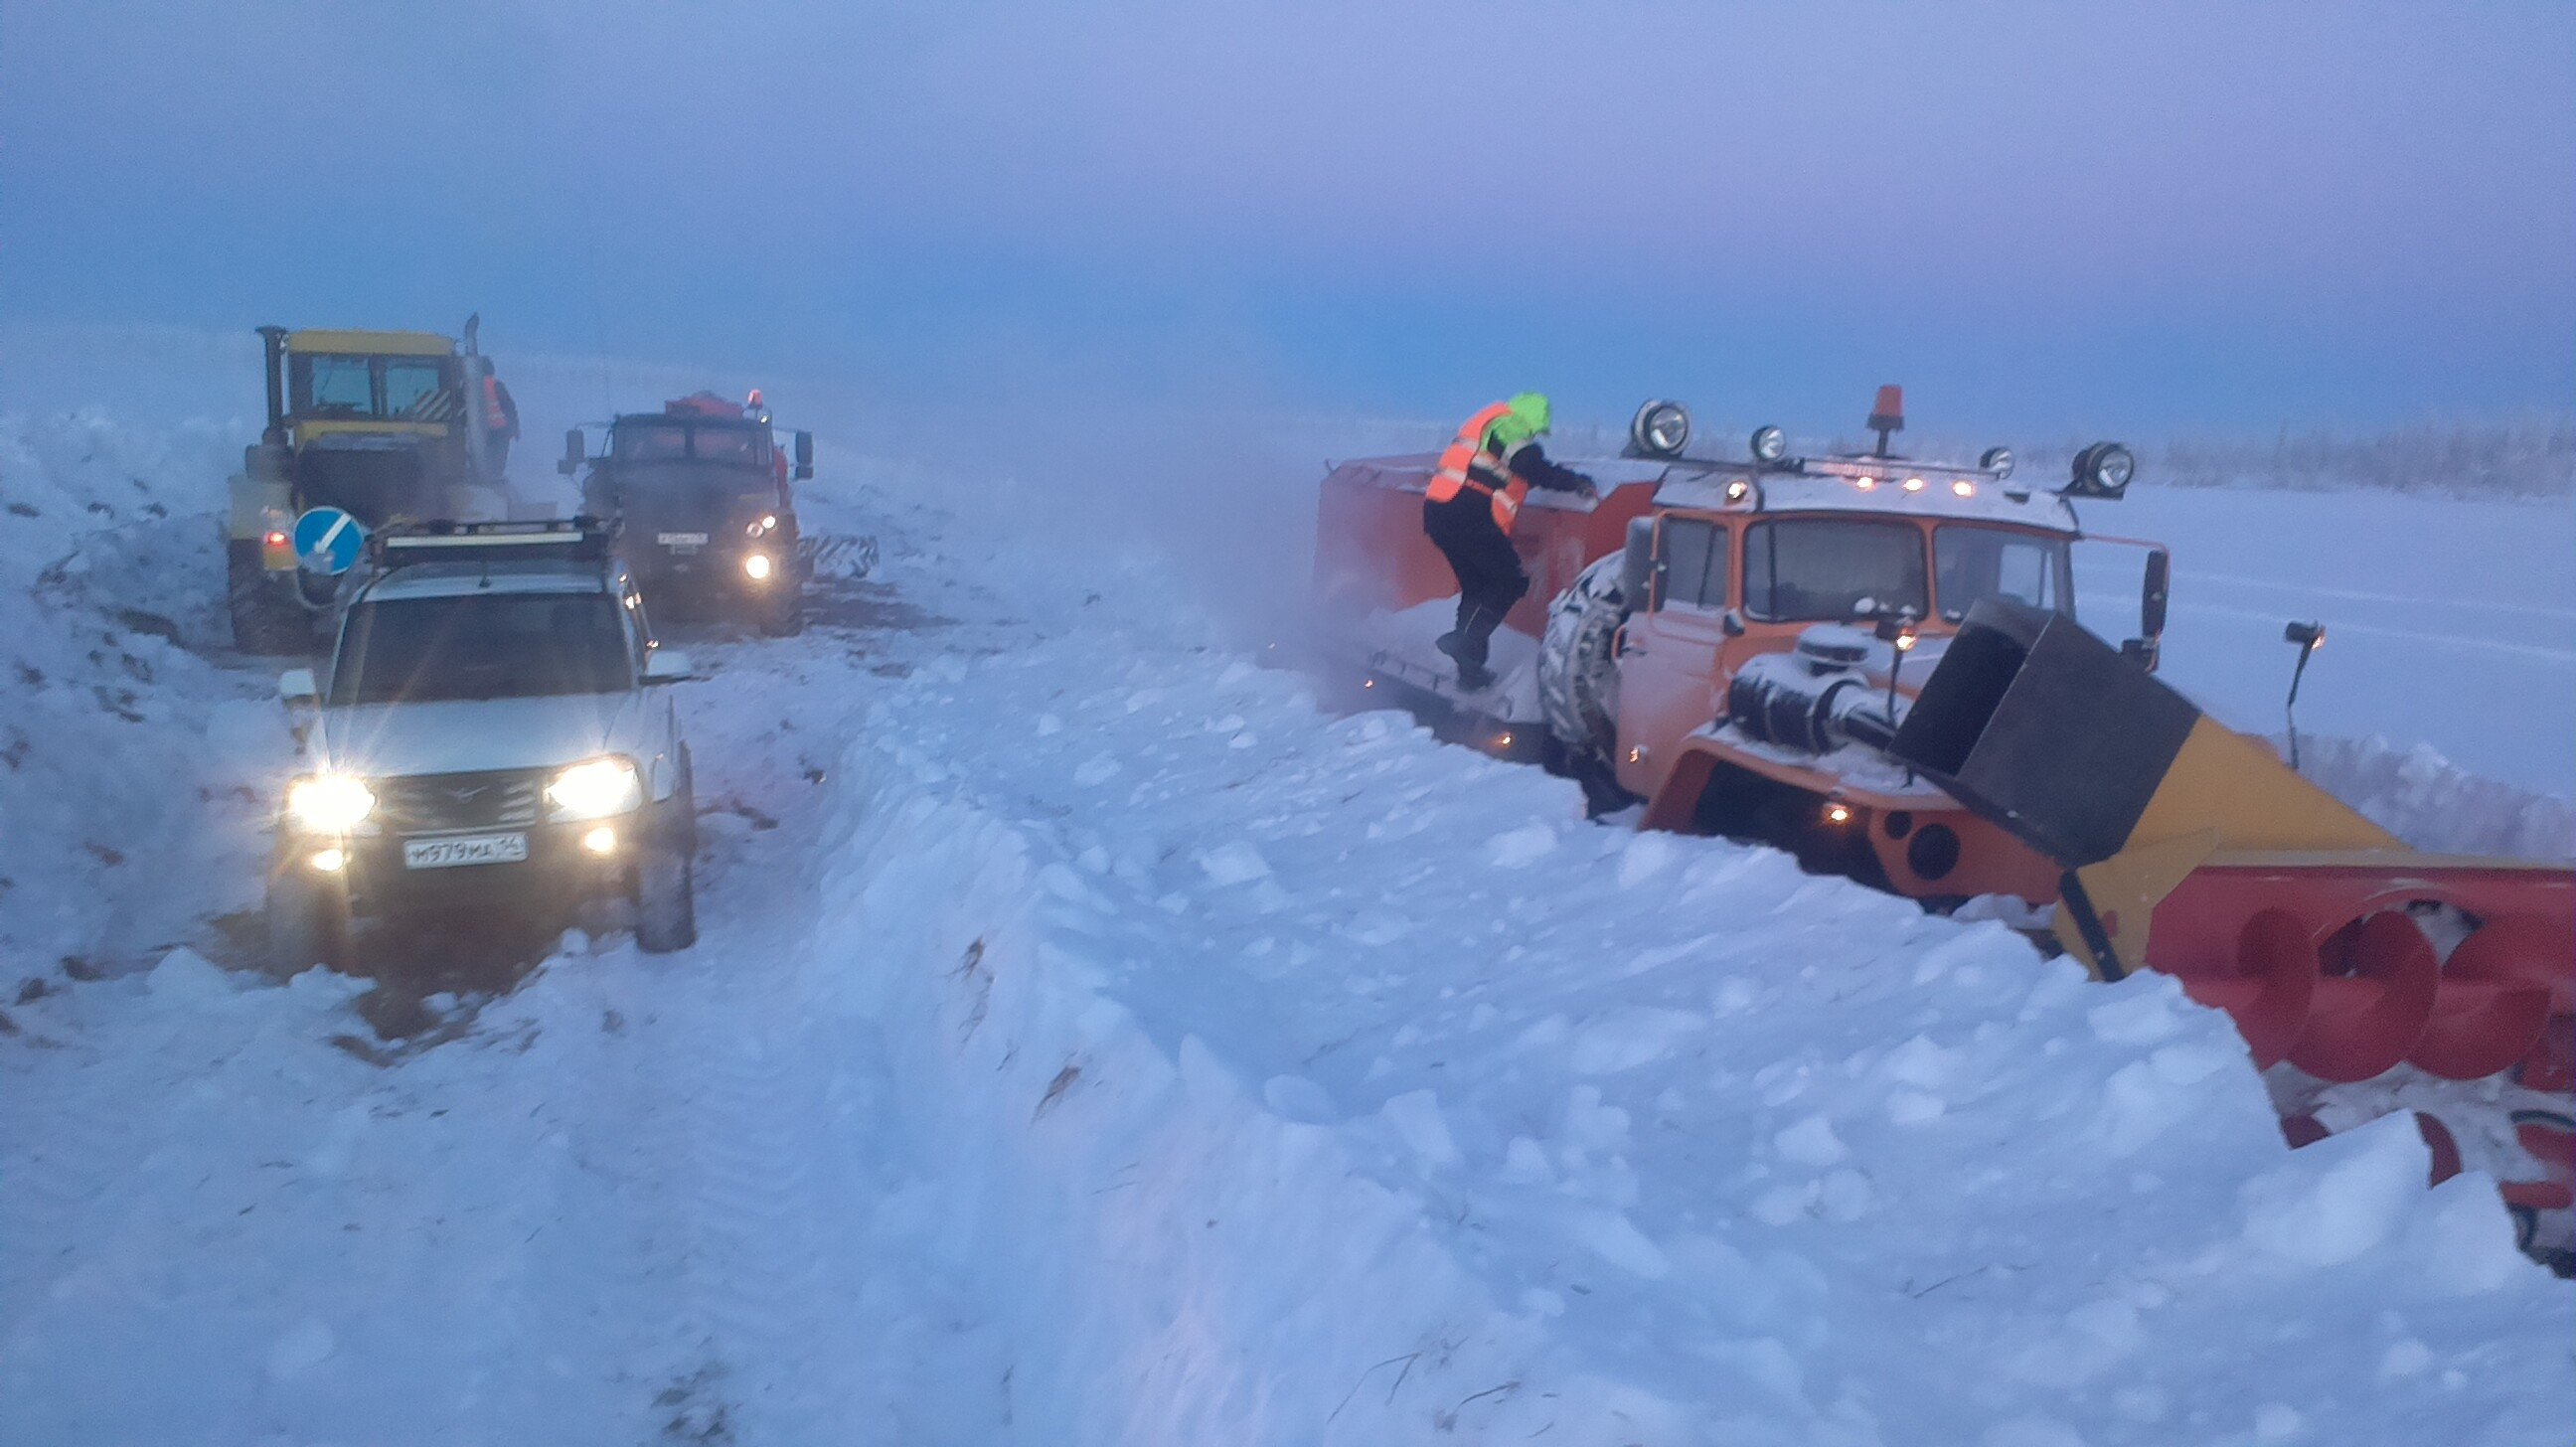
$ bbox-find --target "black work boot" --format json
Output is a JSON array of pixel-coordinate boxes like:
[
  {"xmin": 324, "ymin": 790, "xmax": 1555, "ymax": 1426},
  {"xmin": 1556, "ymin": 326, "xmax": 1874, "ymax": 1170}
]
[{"xmin": 1444, "ymin": 606, "xmax": 1500, "ymax": 691}]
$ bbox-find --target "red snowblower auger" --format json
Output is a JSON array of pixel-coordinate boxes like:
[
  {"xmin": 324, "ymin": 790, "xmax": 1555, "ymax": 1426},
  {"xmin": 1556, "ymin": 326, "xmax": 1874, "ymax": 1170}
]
[{"xmin": 1889, "ymin": 598, "xmax": 2576, "ymax": 1263}]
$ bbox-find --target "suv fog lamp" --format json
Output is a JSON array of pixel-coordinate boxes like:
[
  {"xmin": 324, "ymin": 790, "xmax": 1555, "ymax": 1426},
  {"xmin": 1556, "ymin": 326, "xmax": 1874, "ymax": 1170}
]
[
  {"xmin": 743, "ymin": 552, "xmax": 774, "ymax": 581},
  {"xmin": 1749, "ymin": 425, "xmax": 1788, "ymax": 464},
  {"xmin": 310, "ymin": 846, "xmax": 347, "ymax": 873},
  {"xmin": 546, "ymin": 757, "xmax": 643, "ymax": 821},
  {"xmin": 287, "ymin": 774, "xmax": 375, "ymax": 833},
  {"xmin": 580, "ymin": 826, "xmax": 619, "ymax": 856}
]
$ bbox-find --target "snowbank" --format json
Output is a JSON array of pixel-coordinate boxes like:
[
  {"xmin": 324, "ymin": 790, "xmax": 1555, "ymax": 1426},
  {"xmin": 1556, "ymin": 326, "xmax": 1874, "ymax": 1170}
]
[
  {"xmin": 0, "ymin": 410, "xmax": 284, "ymax": 974},
  {"xmin": 807, "ymin": 742, "xmax": 1678, "ymax": 1444},
  {"xmin": 2290, "ymin": 733, "xmax": 2576, "ymax": 860}
]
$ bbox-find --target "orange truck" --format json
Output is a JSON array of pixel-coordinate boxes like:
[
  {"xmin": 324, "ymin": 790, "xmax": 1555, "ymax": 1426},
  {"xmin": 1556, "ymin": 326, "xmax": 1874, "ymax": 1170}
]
[{"xmin": 1311, "ymin": 389, "xmax": 2573, "ymax": 1268}]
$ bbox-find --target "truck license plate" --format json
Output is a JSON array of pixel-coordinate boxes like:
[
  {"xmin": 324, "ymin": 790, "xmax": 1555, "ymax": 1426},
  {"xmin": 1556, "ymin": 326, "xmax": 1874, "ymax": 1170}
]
[
  {"xmin": 402, "ymin": 833, "xmax": 530, "ymax": 870},
  {"xmin": 657, "ymin": 532, "xmax": 709, "ymax": 550}
]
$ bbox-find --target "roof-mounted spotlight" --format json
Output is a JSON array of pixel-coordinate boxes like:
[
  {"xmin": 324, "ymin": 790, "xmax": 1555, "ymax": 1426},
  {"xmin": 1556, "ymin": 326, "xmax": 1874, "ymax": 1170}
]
[
  {"xmin": 1748, "ymin": 424, "xmax": 1788, "ymax": 465},
  {"xmin": 1979, "ymin": 446, "xmax": 2014, "ymax": 480},
  {"xmin": 2064, "ymin": 441, "xmax": 2136, "ymax": 500},
  {"xmin": 1629, "ymin": 400, "xmax": 1691, "ymax": 459}
]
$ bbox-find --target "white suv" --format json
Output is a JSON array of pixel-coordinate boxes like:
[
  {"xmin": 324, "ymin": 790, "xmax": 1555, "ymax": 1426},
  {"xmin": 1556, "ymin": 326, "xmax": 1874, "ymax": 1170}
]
[{"xmin": 266, "ymin": 520, "xmax": 699, "ymax": 968}]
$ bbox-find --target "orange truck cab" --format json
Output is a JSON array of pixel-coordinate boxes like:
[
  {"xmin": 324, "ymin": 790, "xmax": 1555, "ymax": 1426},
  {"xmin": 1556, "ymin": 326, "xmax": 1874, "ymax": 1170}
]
[{"xmin": 1605, "ymin": 447, "xmax": 2163, "ymax": 905}]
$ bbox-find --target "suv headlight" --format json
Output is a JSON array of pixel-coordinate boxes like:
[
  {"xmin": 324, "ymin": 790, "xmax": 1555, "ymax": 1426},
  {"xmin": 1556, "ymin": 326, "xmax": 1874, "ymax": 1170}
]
[
  {"xmin": 546, "ymin": 756, "xmax": 644, "ymax": 821},
  {"xmin": 286, "ymin": 774, "xmax": 375, "ymax": 833}
]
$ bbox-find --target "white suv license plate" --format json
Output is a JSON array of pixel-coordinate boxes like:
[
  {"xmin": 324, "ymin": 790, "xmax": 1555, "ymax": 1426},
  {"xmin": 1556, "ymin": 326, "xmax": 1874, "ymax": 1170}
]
[{"xmin": 402, "ymin": 833, "xmax": 530, "ymax": 870}]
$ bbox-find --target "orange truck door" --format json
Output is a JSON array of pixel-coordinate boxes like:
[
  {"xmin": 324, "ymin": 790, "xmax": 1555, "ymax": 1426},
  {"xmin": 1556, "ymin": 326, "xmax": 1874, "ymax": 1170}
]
[{"xmin": 1614, "ymin": 515, "xmax": 1739, "ymax": 795}]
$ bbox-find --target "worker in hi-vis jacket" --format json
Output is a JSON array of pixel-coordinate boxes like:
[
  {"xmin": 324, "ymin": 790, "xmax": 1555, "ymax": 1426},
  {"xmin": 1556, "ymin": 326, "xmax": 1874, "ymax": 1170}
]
[{"xmin": 1421, "ymin": 392, "xmax": 1595, "ymax": 691}]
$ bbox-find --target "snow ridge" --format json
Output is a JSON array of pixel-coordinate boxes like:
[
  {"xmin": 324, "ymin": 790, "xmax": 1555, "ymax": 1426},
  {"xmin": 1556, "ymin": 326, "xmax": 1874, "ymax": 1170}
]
[{"xmin": 805, "ymin": 737, "xmax": 1666, "ymax": 1443}]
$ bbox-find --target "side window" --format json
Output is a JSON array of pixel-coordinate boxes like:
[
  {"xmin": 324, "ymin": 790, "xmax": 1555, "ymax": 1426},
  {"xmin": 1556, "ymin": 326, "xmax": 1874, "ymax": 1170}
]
[
  {"xmin": 1654, "ymin": 518, "xmax": 1731, "ymax": 610},
  {"xmin": 1934, "ymin": 527, "xmax": 2069, "ymax": 622},
  {"xmin": 1657, "ymin": 519, "xmax": 1712, "ymax": 610}
]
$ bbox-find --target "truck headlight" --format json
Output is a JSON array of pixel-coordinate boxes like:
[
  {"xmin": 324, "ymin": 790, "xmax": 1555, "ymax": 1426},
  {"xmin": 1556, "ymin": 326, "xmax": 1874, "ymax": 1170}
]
[
  {"xmin": 742, "ymin": 552, "xmax": 774, "ymax": 581},
  {"xmin": 287, "ymin": 774, "xmax": 375, "ymax": 833},
  {"xmin": 545, "ymin": 757, "xmax": 643, "ymax": 821}
]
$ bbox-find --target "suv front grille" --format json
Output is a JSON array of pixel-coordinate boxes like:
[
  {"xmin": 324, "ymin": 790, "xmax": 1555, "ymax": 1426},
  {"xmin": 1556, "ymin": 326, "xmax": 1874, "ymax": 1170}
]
[{"xmin": 375, "ymin": 769, "xmax": 544, "ymax": 834}]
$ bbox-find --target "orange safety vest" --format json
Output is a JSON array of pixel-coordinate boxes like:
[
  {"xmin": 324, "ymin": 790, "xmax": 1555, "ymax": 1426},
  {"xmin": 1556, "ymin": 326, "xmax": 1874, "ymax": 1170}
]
[{"xmin": 1425, "ymin": 401, "xmax": 1530, "ymax": 534}]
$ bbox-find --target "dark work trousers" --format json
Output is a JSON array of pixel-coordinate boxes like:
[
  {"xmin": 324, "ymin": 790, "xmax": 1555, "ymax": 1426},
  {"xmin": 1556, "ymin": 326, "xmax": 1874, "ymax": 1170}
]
[{"xmin": 1422, "ymin": 492, "xmax": 1527, "ymax": 667}]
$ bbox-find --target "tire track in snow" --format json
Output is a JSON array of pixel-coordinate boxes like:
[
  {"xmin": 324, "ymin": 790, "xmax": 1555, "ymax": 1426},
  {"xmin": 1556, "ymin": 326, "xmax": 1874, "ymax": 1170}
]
[{"xmin": 630, "ymin": 619, "xmax": 1004, "ymax": 1445}]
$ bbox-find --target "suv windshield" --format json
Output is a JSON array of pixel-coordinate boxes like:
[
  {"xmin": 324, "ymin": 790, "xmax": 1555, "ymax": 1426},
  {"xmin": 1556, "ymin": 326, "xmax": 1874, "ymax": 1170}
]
[
  {"xmin": 611, "ymin": 421, "xmax": 771, "ymax": 466},
  {"xmin": 1743, "ymin": 518, "xmax": 1929, "ymax": 621},
  {"xmin": 329, "ymin": 593, "xmax": 633, "ymax": 706},
  {"xmin": 1933, "ymin": 526, "xmax": 2072, "ymax": 622},
  {"xmin": 290, "ymin": 355, "xmax": 453, "ymax": 421}
]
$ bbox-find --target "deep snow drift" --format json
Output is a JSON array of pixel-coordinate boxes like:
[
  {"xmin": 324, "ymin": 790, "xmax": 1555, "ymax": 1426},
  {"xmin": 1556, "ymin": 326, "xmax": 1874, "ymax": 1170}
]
[{"xmin": 2, "ymin": 403, "xmax": 2571, "ymax": 1445}]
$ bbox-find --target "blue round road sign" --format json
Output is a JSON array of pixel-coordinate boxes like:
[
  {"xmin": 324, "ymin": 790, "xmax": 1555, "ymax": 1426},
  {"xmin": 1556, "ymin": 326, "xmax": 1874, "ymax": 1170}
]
[{"xmin": 290, "ymin": 507, "xmax": 367, "ymax": 575}]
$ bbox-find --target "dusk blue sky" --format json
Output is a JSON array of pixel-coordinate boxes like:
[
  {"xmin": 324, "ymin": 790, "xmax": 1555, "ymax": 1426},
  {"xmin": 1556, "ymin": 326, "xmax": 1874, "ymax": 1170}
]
[{"xmin": 3, "ymin": 1, "xmax": 2569, "ymax": 437}]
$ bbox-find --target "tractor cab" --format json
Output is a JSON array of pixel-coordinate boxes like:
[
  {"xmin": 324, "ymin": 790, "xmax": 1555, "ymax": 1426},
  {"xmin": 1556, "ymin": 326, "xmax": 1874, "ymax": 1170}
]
[{"xmin": 271, "ymin": 329, "xmax": 479, "ymax": 520}]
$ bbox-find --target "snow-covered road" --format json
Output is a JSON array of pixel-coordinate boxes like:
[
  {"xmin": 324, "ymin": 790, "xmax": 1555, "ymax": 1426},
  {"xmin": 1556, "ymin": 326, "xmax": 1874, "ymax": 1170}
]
[{"xmin": 4, "ymin": 410, "xmax": 2572, "ymax": 1445}]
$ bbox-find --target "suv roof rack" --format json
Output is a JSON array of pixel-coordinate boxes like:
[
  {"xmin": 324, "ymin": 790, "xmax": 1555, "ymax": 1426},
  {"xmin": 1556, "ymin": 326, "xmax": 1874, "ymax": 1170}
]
[{"xmin": 367, "ymin": 516, "xmax": 618, "ymax": 570}]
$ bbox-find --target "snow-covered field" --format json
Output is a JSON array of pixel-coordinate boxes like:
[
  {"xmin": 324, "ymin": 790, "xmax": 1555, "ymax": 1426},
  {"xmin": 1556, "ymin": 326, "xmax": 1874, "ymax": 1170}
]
[{"xmin": 3, "ymin": 394, "xmax": 2572, "ymax": 1445}]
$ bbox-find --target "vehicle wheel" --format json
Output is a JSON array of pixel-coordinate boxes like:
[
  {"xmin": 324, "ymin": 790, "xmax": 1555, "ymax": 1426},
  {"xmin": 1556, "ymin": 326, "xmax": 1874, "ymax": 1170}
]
[
  {"xmin": 756, "ymin": 587, "xmax": 804, "ymax": 637},
  {"xmin": 1536, "ymin": 553, "xmax": 1628, "ymax": 768},
  {"xmin": 634, "ymin": 846, "xmax": 697, "ymax": 953},
  {"xmin": 227, "ymin": 547, "xmax": 308, "ymax": 656},
  {"xmin": 674, "ymin": 751, "xmax": 699, "ymax": 856},
  {"xmin": 265, "ymin": 869, "xmax": 351, "ymax": 974}
]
